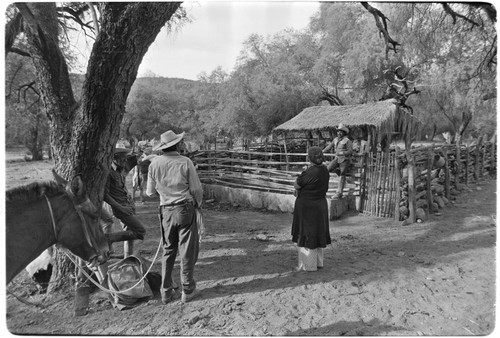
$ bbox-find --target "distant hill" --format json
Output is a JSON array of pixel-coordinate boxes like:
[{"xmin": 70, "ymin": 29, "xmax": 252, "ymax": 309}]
[{"xmin": 70, "ymin": 73, "xmax": 202, "ymax": 98}]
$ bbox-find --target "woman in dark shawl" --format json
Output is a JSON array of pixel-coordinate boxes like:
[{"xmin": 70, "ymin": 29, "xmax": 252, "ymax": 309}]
[{"xmin": 291, "ymin": 146, "xmax": 332, "ymax": 271}]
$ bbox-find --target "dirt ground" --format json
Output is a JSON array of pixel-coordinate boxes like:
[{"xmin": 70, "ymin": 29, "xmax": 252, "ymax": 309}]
[{"xmin": 3, "ymin": 159, "xmax": 497, "ymax": 336}]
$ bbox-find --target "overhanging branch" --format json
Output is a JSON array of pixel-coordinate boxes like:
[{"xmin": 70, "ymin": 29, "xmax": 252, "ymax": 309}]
[{"xmin": 361, "ymin": 2, "xmax": 400, "ymax": 56}]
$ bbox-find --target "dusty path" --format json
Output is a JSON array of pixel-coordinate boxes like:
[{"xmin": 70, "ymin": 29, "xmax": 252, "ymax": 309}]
[{"xmin": 4, "ymin": 161, "xmax": 496, "ymax": 335}]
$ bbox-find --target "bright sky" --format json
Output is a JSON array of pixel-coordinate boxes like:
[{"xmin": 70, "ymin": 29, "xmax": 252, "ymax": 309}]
[
  {"xmin": 136, "ymin": 1, "xmax": 320, "ymax": 80},
  {"xmin": 94, "ymin": 1, "xmax": 318, "ymax": 80}
]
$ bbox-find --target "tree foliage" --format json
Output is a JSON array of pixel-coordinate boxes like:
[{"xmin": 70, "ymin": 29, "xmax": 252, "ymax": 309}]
[{"xmin": 6, "ymin": 2, "xmax": 496, "ymax": 161}]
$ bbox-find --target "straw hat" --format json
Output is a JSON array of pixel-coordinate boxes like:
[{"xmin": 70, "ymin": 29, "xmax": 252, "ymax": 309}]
[
  {"xmin": 152, "ymin": 130, "xmax": 185, "ymax": 151},
  {"xmin": 337, "ymin": 123, "xmax": 349, "ymax": 134}
]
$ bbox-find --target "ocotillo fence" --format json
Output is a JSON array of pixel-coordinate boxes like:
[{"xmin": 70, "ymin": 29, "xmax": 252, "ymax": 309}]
[{"xmin": 192, "ymin": 138, "xmax": 496, "ymax": 221}]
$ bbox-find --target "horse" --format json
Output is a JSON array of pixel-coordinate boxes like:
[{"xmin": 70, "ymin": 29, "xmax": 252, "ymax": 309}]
[{"xmin": 5, "ymin": 171, "xmax": 109, "ymax": 284}]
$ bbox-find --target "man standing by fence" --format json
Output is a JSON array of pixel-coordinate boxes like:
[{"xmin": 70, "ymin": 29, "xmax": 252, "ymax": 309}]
[
  {"xmin": 323, "ymin": 123, "xmax": 353, "ymax": 198},
  {"xmin": 146, "ymin": 130, "xmax": 204, "ymax": 304}
]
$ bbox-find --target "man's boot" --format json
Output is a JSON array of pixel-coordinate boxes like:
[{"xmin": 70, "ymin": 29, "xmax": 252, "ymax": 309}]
[
  {"xmin": 335, "ymin": 176, "xmax": 346, "ymax": 199},
  {"xmin": 123, "ymin": 240, "xmax": 134, "ymax": 258}
]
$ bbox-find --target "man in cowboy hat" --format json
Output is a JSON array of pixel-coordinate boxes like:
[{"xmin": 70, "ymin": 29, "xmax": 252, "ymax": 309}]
[
  {"xmin": 103, "ymin": 144, "xmax": 146, "ymax": 257},
  {"xmin": 146, "ymin": 130, "xmax": 203, "ymax": 304},
  {"xmin": 323, "ymin": 123, "xmax": 353, "ymax": 198}
]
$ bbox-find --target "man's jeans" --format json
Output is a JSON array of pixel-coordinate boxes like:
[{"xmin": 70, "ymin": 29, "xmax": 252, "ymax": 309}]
[{"xmin": 160, "ymin": 202, "xmax": 199, "ymax": 295}]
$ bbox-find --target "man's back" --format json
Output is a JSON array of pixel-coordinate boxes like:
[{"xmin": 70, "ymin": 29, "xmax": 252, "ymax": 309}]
[{"xmin": 147, "ymin": 152, "xmax": 203, "ymax": 206}]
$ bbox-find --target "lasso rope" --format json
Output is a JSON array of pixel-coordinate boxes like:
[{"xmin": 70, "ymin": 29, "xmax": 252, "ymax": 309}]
[
  {"xmin": 66, "ymin": 238, "xmax": 163, "ymax": 295},
  {"xmin": 7, "ymin": 239, "xmax": 162, "ymax": 308}
]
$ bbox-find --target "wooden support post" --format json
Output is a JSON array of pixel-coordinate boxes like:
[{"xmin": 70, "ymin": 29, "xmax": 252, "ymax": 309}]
[
  {"xmin": 382, "ymin": 151, "xmax": 389, "ymax": 217},
  {"xmin": 306, "ymin": 131, "xmax": 313, "ymax": 162},
  {"xmin": 455, "ymin": 144, "xmax": 462, "ymax": 188},
  {"xmin": 474, "ymin": 140, "xmax": 480, "ymax": 181},
  {"xmin": 394, "ymin": 147, "xmax": 401, "ymax": 221},
  {"xmin": 481, "ymin": 141, "xmax": 486, "ymax": 176},
  {"xmin": 492, "ymin": 138, "xmax": 496, "ymax": 172},
  {"xmin": 465, "ymin": 145, "xmax": 470, "ymax": 185},
  {"xmin": 357, "ymin": 151, "xmax": 369, "ymax": 212},
  {"xmin": 283, "ymin": 133, "xmax": 289, "ymax": 171},
  {"xmin": 407, "ymin": 155, "xmax": 416, "ymax": 224},
  {"xmin": 426, "ymin": 147, "xmax": 433, "ymax": 216},
  {"xmin": 375, "ymin": 152, "xmax": 382, "ymax": 217},
  {"xmin": 444, "ymin": 148, "xmax": 450, "ymax": 199},
  {"xmin": 382, "ymin": 151, "xmax": 391, "ymax": 217}
]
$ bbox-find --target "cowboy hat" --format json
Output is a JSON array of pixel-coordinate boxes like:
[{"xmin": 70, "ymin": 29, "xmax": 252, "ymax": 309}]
[
  {"xmin": 152, "ymin": 130, "xmax": 185, "ymax": 151},
  {"xmin": 337, "ymin": 123, "xmax": 349, "ymax": 134}
]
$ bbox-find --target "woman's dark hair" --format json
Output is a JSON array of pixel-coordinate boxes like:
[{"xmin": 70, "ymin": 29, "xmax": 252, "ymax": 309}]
[{"xmin": 308, "ymin": 146, "xmax": 324, "ymax": 165}]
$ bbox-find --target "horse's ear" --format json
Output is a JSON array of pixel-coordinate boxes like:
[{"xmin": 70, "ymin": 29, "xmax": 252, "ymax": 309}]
[
  {"xmin": 52, "ymin": 169, "xmax": 68, "ymax": 186},
  {"xmin": 69, "ymin": 176, "xmax": 85, "ymax": 198}
]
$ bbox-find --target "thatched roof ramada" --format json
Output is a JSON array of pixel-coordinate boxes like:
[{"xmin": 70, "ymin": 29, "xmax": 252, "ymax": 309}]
[{"xmin": 273, "ymin": 98, "xmax": 417, "ymax": 145}]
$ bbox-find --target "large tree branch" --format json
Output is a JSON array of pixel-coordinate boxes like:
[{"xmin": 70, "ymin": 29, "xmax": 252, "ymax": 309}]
[
  {"xmin": 8, "ymin": 47, "xmax": 31, "ymax": 57},
  {"xmin": 361, "ymin": 2, "xmax": 400, "ymax": 56},
  {"xmin": 56, "ymin": 3, "xmax": 95, "ymax": 33},
  {"xmin": 441, "ymin": 3, "xmax": 480, "ymax": 26},
  {"xmin": 5, "ymin": 11, "xmax": 24, "ymax": 55}
]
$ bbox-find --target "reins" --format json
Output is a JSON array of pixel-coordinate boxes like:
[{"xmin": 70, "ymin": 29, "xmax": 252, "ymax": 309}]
[{"xmin": 44, "ymin": 195, "xmax": 58, "ymax": 239}]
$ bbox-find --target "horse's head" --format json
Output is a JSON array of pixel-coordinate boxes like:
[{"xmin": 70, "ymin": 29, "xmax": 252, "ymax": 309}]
[{"xmin": 52, "ymin": 170, "xmax": 109, "ymax": 267}]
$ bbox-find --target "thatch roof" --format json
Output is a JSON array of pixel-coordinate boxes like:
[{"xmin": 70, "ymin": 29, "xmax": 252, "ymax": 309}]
[
  {"xmin": 274, "ymin": 99, "xmax": 403, "ymax": 133},
  {"xmin": 273, "ymin": 99, "xmax": 418, "ymax": 144}
]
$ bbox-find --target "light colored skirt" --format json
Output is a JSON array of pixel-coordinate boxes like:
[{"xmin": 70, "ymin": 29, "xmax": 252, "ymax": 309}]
[{"xmin": 297, "ymin": 246, "xmax": 324, "ymax": 271}]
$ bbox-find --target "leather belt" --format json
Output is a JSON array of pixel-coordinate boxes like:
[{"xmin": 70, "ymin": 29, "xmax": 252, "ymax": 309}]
[{"xmin": 161, "ymin": 200, "xmax": 191, "ymax": 209}]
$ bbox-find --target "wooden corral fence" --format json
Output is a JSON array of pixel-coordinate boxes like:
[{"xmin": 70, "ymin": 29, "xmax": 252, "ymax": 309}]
[
  {"xmin": 192, "ymin": 138, "xmax": 496, "ymax": 221},
  {"xmin": 192, "ymin": 150, "xmax": 365, "ymax": 200}
]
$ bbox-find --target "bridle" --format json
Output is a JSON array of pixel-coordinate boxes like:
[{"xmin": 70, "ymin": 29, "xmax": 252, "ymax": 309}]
[{"xmin": 43, "ymin": 192, "xmax": 101, "ymax": 254}]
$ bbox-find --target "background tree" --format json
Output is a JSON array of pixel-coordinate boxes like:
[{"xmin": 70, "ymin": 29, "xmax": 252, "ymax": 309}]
[{"xmin": 5, "ymin": 52, "xmax": 49, "ymax": 160}]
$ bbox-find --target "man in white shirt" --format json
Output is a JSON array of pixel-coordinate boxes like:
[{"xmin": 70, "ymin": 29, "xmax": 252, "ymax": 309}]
[{"xmin": 146, "ymin": 130, "xmax": 203, "ymax": 304}]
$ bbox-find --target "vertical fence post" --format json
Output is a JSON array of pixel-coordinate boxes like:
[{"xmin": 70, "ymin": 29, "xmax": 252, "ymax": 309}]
[
  {"xmin": 380, "ymin": 150, "xmax": 389, "ymax": 217},
  {"xmin": 481, "ymin": 141, "xmax": 486, "ymax": 177},
  {"xmin": 394, "ymin": 148, "xmax": 401, "ymax": 221},
  {"xmin": 444, "ymin": 148, "xmax": 450, "ymax": 199},
  {"xmin": 474, "ymin": 140, "xmax": 480, "ymax": 181},
  {"xmin": 455, "ymin": 144, "xmax": 462, "ymax": 187},
  {"xmin": 492, "ymin": 138, "xmax": 496, "ymax": 173},
  {"xmin": 283, "ymin": 134, "xmax": 289, "ymax": 171},
  {"xmin": 465, "ymin": 145, "xmax": 470, "ymax": 185},
  {"xmin": 426, "ymin": 147, "xmax": 433, "ymax": 216},
  {"xmin": 358, "ymin": 151, "xmax": 369, "ymax": 212},
  {"xmin": 406, "ymin": 150, "xmax": 416, "ymax": 224}
]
